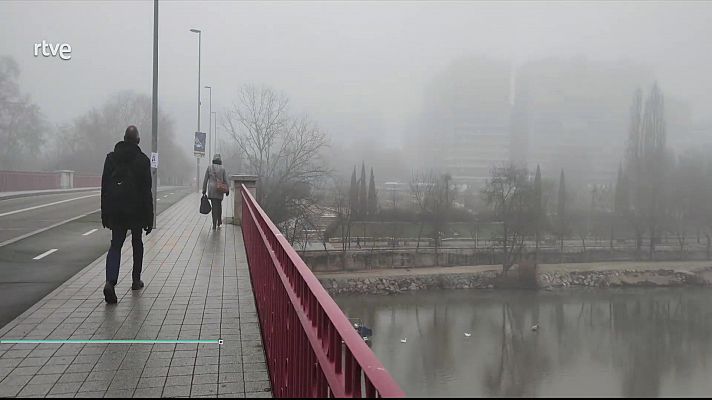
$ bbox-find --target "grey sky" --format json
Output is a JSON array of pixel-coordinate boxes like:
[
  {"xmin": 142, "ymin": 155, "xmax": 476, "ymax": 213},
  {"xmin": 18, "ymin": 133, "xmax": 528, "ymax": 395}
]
[{"xmin": 2, "ymin": 0, "xmax": 712, "ymax": 154}]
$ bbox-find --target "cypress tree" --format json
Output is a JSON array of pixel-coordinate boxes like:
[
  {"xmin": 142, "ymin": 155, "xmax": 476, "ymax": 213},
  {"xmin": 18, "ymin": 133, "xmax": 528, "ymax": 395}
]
[
  {"xmin": 368, "ymin": 168, "xmax": 378, "ymax": 216},
  {"xmin": 349, "ymin": 166, "xmax": 358, "ymax": 217},
  {"xmin": 359, "ymin": 162, "xmax": 368, "ymax": 218}
]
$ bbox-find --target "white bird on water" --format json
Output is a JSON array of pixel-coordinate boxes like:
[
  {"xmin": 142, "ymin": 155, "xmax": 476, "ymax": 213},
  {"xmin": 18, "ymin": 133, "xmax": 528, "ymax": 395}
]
[
  {"xmin": 531, "ymin": 324, "xmax": 540, "ymax": 332},
  {"xmin": 464, "ymin": 333, "xmax": 472, "ymax": 337},
  {"xmin": 400, "ymin": 338, "xmax": 407, "ymax": 343}
]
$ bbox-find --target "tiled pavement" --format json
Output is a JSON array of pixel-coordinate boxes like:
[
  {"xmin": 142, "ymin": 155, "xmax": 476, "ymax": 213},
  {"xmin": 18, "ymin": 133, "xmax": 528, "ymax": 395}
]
[{"xmin": 0, "ymin": 193, "xmax": 272, "ymax": 398}]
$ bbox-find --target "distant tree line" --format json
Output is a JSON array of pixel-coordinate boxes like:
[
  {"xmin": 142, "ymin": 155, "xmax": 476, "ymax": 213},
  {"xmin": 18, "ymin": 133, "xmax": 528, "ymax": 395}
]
[
  {"xmin": 480, "ymin": 83, "xmax": 712, "ymax": 272},
  {"xmin": 0, "ymin": 56, "xmax": 45, "ymax": 170},
  {"xmin": 322, "ymin": 82, "xmax": 712, "ymax": 274},
  {"xmin": 48, "ymin": 91, "xmax": 192, "ymax": 185},
  {"xmin": 0, "ymin": 55, "xmax": 191, "ymax": 184}
]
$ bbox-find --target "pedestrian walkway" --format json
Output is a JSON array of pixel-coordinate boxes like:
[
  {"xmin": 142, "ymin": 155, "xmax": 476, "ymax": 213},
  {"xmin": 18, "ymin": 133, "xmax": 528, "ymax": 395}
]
[{"xmin": 0, "ymin": 193, "xmax": 272, "ymax": 398}]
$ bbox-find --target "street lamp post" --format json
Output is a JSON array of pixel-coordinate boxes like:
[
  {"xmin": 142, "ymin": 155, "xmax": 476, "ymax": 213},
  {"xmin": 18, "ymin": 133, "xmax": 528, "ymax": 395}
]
[
  {"xmin": 151, "ymin": 0, "xmax": 159, "ymax": 228},
  {"xmin": 190, "ymin": 28, "xmax": 201, "ymax": 192},
  {"xmin": 204, "ymin": 85, "xmax": 212, "ymax": 161},
  {"xmin": 211, "ymin": 111, "xmax": 217, "ymax": 154}
]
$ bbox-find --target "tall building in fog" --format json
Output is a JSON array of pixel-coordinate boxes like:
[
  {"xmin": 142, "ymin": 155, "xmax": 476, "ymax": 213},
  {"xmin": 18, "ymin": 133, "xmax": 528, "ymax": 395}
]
[
  {"xmin": 413, "ymin": 56, "xmax": 691, "ymax": 189},
  {"xmin": 412, "ymin": 57, "xmax": 512, "ymax": 188},
  {"xmin": 510, "ymin": 57, "xmax": 655, "ymax": 185}
]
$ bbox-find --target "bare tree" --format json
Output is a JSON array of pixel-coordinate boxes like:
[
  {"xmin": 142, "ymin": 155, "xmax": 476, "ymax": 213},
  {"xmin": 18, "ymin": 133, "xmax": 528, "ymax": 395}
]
[
  {"xmin": 327, "ymin": 177, "xmax": 352, "ymax": 255},
  {"xmin": 570, "ymin": 193, "xmax": 592, "ymax": 261},
  {"xmin": 430, "ymin": 173, "xmax": 454, "ymax": 263},
  {"xmin": 704, "ymin": 159, "xmax": 712, "ymax": 260},
  {"xmin": 624, "ymin": 84, "xmax": 669, "ymax": 260},
  {"xmin": 612, "ymin": 164, "xmax": 628, "ymax": 249},
  {"xmin": 482, "ymin": 165, "xmax": 533, "ymax": 273},
  {"xmin": 48, "ymin": 91, "xmax": 190, "ymax": 183},
  {"xmin": 533, "ymin": 165, "xmax": 543, "ymax": 261},
  {"xmin": 624, "ymin": 89, "xmax": 646, "ymax": 258},
  {"xmin": 468, "ymin": 215, "xmax": 480, "ymax": 263},
  {"xmin": 410, "ymin": 170, "xmax": 437, "ymax": 252},
  {"xmin": 0, "ymin": 56, "xmax": 45, "ymax": 170},
  {"xmin": 641, "ymin": 84, "xmax": 668, "ymax": 259},
  {"xmin": 667, "ymin": 152, "xmax": 703, "ymax": 260},
  {"xmin": 223, "ymin": 84, "xmax": 329, "ymax": 229}
]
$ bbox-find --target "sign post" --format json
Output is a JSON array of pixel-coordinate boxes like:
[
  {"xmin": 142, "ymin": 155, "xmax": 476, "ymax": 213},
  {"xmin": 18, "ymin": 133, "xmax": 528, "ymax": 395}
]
[{"xmin": 194, "ymin": 131, "xmax": 207, "ymax": 155}]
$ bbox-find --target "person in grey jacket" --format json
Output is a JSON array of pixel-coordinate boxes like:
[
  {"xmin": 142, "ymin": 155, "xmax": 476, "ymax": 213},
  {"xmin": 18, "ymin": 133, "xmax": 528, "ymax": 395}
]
[{"xmin": 202, "ymin": 154, "xmax": 229, "ymax": 230}]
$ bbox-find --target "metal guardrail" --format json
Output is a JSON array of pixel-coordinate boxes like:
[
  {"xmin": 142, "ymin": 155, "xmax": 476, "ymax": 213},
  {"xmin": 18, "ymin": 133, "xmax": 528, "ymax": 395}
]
[{"xmin": 240, "ymin": 185, "xmax": 405, "ymax": 398}]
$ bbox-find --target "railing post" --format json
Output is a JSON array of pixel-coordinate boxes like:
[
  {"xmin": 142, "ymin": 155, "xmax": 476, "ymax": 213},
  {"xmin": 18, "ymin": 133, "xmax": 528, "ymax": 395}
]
[
  {"xmin": 55, "ymin": 170, "xmax": 74, "ymax": 189},
  {"xmin": 231, "ymin": 174, "xmax": 258, "ymax": 225}
]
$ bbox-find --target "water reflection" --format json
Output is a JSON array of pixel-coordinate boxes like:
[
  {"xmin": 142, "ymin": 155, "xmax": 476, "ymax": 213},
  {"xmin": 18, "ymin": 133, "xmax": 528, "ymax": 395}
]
[{"xmin": 335, "ymin": 288, "xmax": 712, "ymax": 397}]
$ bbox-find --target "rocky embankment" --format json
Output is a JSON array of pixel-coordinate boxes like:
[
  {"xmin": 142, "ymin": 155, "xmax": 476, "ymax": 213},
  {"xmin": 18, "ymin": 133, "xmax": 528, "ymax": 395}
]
[
  {"xmin": 317, "ymin": 263, "xmax": 712, "ymax": 295},
  {"xmin": 320, "ymin": 271, "xmax": 500, "ymax": 295}
]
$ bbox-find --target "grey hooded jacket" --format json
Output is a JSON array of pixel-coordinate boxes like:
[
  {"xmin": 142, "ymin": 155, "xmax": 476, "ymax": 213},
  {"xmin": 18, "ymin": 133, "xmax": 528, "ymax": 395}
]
[{"xmin": 202, "ymin": 163, "xmax": 229, "ymax": 199}]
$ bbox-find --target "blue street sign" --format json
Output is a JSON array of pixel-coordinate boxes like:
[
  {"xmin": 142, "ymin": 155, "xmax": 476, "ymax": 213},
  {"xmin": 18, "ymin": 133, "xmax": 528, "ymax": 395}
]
[{"xmin": 194, "ymin": 131, "xmax": 207, "ymax": 156}]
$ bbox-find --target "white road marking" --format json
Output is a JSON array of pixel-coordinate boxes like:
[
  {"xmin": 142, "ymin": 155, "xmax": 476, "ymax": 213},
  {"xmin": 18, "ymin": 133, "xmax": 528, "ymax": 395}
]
[
  {"xmin": 0, "ymin": 188, "xmax": 183, "ymax": 249},
  {"xmin": 0, "ymin": 209, "xmax": 100, "ymax": 249},
  {"xmin": 0, "ymin": 194, "xmax": 99, "ymax": 218},
  {"xmin": 33, "ymin": 248, "xmax": 58, "ymax": 260},
  {"xmin": 82, "ymin": 228, "xmax": 98, "ymax": 236}
]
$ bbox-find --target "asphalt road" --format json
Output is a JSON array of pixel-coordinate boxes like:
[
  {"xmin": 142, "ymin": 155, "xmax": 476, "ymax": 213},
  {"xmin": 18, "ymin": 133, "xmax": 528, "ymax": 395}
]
[{"xmin": 0, "ymin": 187, "xmax": 192, "ymax": 328}]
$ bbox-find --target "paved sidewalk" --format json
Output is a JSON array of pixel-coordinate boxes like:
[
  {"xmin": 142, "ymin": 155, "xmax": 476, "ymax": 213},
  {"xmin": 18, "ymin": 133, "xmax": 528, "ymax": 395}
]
[{"xmin": 0, "ymin": 193, "xmax": 272, "ymax": 398}]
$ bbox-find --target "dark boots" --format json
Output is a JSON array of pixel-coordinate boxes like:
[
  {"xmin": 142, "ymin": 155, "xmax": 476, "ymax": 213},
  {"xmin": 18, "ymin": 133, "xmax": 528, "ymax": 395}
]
[
  {"xmin": 103, "ymin": 282, "xmax": 117, "ymax": 304},
  {"xmin": 105, "ymin": 280, "xmax": 144, "ymax": 304}
]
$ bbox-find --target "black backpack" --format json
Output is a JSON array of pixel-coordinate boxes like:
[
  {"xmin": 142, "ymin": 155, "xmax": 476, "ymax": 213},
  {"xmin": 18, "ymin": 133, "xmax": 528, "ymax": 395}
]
[{"xmin": 107, "ymin": 154, "xmax": 141, "ymax": 217}]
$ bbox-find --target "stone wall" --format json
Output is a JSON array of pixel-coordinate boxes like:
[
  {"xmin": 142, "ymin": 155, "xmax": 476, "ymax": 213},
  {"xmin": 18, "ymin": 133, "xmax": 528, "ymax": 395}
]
[
  {"xmin": 318, "ymin": 265, "xmax": 712, "ymax": 296},
  {"xmin": 320, "ymin": 271, "xmax": 501, "ymax": 295},
  {"xmin": 537, "ymin": 269, "xmax": 705, "ymax": 288},
  {"xmin": 303, "ymin": 247, "xmax": 712, "ymax": 273}
]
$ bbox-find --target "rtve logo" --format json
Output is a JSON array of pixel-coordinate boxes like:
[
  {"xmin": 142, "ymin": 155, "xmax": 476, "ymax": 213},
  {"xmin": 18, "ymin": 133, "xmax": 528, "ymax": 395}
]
[{"xmin": 34, "ymin": 40, "xmax": 72, "ymax": 60}]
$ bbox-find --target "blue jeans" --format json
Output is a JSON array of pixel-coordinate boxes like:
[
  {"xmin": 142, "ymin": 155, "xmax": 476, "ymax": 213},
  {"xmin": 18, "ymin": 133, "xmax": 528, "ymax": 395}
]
[{"xmin": 105, "ymin": 227, "xmax": 143, "ymax": 286}]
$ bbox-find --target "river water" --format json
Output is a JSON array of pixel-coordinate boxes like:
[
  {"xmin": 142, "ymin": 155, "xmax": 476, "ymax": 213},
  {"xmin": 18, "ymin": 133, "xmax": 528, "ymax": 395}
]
[{"xmin": 334, "ymin": 288, "xmax": 712, "ymax": 397}]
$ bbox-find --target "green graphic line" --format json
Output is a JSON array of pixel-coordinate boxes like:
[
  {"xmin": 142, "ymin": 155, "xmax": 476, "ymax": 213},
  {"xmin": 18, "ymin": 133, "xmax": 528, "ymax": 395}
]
[{"xmin": 0, "ymin": 339, "xmax": 223, "ymax": 345}]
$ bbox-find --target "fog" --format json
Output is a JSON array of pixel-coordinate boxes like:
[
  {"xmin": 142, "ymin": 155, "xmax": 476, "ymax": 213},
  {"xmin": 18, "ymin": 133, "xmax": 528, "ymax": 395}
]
[
  {"xmin": 2, "ymin": 2, "xmax": 711, "ymax": 140},
  {"xmin": 2, "ymin": 0, "xmax": 712, "ymax": 189},
  {"xmin": 4, "ymin": 2, "xmax": 712, "ymax": 395}
]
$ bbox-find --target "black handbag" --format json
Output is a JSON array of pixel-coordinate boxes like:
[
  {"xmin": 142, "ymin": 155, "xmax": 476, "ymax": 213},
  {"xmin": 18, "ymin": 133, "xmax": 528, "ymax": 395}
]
[{"xmin": 200, "ymin": 194, "xmax": 212, "ymax": 215}]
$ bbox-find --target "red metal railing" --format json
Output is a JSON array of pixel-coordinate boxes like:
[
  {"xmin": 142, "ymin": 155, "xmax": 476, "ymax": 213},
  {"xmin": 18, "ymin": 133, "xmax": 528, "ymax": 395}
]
[
  {"xmin": 73, "ymin": 174, "xmax": 101, "ymax": 188},
  {"xmin": 240, "ymin": 185, "xmax": 405, "ymax": 398},
  {"xmin": 0, "ymin": 170, "xmax": 60, "ymax": 192}
]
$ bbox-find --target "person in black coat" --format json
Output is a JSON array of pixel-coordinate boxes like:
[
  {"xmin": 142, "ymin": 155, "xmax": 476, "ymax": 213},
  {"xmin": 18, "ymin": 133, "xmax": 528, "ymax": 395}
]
[{"xmin": 100, "ymin": 125, "xmax": 153, "ymax": 304}]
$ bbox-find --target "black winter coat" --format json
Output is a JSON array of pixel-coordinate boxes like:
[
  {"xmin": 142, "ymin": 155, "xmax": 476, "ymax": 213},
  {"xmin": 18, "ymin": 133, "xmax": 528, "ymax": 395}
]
[{"xmin": 101, "ymin": 141, "xmax": 154, "ymax": 229}]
